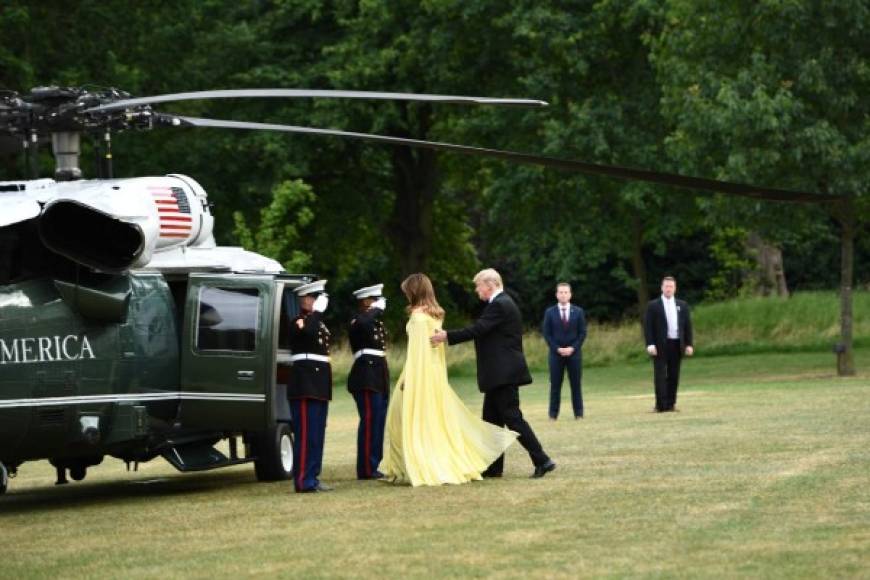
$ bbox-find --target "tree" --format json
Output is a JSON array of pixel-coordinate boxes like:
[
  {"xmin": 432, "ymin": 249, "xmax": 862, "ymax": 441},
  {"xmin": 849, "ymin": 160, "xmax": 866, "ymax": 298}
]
[
  {"xmin": 651, "ymin": 0, "xmax": 870, "ymax": 374},
  {"xmin": 233, "ymin": 179, "xmax": 316, "ymax": 272}
]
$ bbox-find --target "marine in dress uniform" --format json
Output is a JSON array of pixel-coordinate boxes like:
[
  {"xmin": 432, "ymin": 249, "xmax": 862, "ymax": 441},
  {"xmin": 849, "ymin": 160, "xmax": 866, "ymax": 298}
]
[
  {"xmin": 347, "ymin": 284, "xmax": 390, "ymax": 480},
  {"xmin": 287, "ymin": 280, "xmax": 333, "ymax": 493}
]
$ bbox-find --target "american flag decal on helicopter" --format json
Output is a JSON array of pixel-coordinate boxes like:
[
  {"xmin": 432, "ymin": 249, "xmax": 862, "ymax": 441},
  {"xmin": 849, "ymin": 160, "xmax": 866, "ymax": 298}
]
[{"xmin": 149, "ymin": 185, "xmax": 192, "ymax": 238}]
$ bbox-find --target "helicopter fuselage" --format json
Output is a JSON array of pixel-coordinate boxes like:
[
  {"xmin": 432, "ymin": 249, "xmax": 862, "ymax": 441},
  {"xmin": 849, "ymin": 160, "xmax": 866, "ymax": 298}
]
[
  {"xmin": 0, "ymin": 268, "xmax": 308, "ymax": 491},
  {"xmin": 0, "ymin": 172, "xmax": 307, "ymax": 493}
]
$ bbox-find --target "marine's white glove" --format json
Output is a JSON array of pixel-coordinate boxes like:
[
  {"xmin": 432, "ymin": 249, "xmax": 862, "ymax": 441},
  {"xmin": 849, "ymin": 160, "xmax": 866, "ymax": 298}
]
[
  {"xmin": 312, "ymin": 294, "xmax": 329, "ymax": 313},
  {"xmin": 371, "ymin": 297, "xmax": 386, "ymax": 311},
  {"xmin": 646, "ymin": 345, "xmax": 657, "ymax": 356}
]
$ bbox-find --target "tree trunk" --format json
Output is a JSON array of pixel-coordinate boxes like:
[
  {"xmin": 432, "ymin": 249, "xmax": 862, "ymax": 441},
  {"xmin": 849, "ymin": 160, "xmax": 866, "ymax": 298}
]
[
  {"xmin": 630, "ymin": 215, "xmax": 649, "ymax": 312},
  {"xmin": 835, "ymin": 202, "xmax": 856, "ymax": 376},
  {"xmin": 386, "ymin": 105, "xmax": 438, "ymax": 276},
  {"xmin": 388, "ymin": 145, "xmax": 438, "ymax": 276},
  {"xmin": 746, "ymin": 232, "xmax": 789, "ymax": 297}
]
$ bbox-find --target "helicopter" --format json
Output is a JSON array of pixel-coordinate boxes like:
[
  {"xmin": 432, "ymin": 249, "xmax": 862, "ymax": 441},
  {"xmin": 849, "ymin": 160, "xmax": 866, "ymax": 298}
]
[{"xmin": 0, "ymin": 86, "xmax": 836, "ymax": 496}]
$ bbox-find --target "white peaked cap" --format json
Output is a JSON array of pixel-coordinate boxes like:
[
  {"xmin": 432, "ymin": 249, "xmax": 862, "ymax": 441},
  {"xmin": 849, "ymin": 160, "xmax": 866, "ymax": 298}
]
[
  {"xmin": 295, "ymin": 279, "xmax": 327, "ymax": 296},
  {"xmin": 353, "ymin": 283, "xmax": 384, "ymax": 299}
]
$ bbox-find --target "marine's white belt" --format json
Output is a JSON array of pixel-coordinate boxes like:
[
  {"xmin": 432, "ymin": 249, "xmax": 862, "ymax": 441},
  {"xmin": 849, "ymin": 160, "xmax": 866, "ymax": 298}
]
[
  {"xmin": 289, "ymin": 353, "xmax": 331, "ymax": 363},
  {"xmin": 353, "ymin": 349, "xmax": 385, "ymax": 360}
]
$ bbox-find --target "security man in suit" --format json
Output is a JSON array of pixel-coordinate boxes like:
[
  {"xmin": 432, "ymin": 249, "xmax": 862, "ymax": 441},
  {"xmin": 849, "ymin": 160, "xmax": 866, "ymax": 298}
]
[
  {"xmin": 347, "ymin": 284, "xmax": 389, "ymax": 480},
  {"xmin": 542, "ymin": 282, "xmax": 587, "ymax": 420},
  {"xmin": 644, "ymin": 276, "xmax": 694, "ymax": 412},
  {"xmin": 287, "ymin": 279, "xmax": 333, "ymax": 492}
]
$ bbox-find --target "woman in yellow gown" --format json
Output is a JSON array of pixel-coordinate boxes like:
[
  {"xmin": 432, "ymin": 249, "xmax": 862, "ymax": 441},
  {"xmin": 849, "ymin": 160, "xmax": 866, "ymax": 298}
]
[{"xmin": 380, "ymin": 273, "xmax": 518, "ymax": 486}]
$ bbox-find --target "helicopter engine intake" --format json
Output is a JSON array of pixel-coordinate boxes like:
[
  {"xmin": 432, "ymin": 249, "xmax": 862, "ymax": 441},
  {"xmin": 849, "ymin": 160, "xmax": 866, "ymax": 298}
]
[
  {"xmin": 39, "ymin": 199, "xmax": 145, "ymax": 272},
  {"xmin": 0, "ymin": 174, "xmax": 217, "ymax": 274}
]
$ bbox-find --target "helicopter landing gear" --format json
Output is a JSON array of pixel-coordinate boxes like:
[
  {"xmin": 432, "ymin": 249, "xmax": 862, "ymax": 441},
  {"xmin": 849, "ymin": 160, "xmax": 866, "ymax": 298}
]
[
  {"xmin": 50, "ymin": 456, "xmax": 103, "ymax": 486},
  {"xmin": 70, "ymin": 465, "xmax": 87, "ymax": 481},
  {"xmin": 252, "ymin": 423, "xmax": 294, "ymax": 482},
  {"xmin": 0, "ymin": 462, "xmax": 8, "ymax": 495},
  {"xmin": 53, "ymin": 464, "xmax": 69, "ymax": 485}
]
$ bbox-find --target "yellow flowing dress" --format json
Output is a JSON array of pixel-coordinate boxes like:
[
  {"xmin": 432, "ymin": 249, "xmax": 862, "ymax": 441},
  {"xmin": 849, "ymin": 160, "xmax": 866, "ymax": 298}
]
[{"xmin": 380, "ymin": 310, "xmax": 518, "ymax": 486}]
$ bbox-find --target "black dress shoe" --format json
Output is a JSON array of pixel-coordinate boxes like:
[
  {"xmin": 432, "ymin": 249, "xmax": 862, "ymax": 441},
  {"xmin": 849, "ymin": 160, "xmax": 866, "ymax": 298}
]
[
  {"xmin": 298, "ymin": 482, "xmax": 333, "ymax": 493},
  {"xmin": 531, "ymin": 460, "xmax": 556, "ymax": 478},
  {"xmin": 481, "ymin": 471, "xmax": 502, "ymax": 479}
]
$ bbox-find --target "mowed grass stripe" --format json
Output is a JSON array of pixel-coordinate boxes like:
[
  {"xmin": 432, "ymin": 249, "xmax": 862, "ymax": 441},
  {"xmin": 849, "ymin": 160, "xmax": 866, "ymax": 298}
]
[{"xmin": 2, "ymin": 349, "xmax": 868, "ymax": 579}]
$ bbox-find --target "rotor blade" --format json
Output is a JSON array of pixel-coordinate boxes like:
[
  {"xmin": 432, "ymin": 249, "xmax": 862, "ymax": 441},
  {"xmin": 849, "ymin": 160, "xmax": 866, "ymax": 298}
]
[
  {"xmin": 86, "ymin": 89, "xmax": 548, "ymax": 113},
  {"xmin": 175, "ymin": 116, "xmax": 839, "ymax": 204}
]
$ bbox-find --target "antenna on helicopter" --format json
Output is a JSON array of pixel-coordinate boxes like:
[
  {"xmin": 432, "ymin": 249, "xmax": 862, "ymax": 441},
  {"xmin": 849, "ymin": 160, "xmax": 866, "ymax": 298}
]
[{"xmin": 51, "ymin": 132, "xmax": 83, "ymax": 181}]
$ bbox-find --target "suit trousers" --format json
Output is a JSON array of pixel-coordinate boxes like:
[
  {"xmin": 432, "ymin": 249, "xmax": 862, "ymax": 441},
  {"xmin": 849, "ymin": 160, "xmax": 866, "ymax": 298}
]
[
  {"xmin": 352, "ymin": 390, "xmax": 388, "ymax": 479},
  {"xmin": 653, "ymin": 339, "xmax": 682, "ymax": 411},
  {"xmin": 482, "ymin": 384, "xmax": 549, "ymax": 475},
  {"xmin": 548, "ymin": 352, "xmax": 583, "ymax": 418},
  {"xmin": 289, "ymin": 398, "xmax": 329, "ymax": 492}
]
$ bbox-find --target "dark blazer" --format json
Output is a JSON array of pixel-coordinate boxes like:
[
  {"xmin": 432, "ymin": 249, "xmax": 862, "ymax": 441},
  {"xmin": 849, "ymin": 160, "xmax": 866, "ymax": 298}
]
[
  {"xmin": 542, "ymin": 304, "xmax": 587, "ymax": 355},
  {"xmin": 446, "ymin": 292, "xmax": 533, "ymax": 392},
  {"xmin": 287, "ymin": 311, "xmax": 332, "ymax": 400},
  {"xmin": 347, "ymin": 307, "xmax": 389, "ymax": 394},
  {"xmin": 643, "ymin": 297, "xmax": 693, "ymax": 355}
]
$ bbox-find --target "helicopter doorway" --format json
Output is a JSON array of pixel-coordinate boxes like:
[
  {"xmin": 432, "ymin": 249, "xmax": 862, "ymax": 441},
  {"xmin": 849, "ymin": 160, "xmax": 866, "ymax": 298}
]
[{"xmin": 177, "ymin": 274, "xmax": 275, "ymax": 431}]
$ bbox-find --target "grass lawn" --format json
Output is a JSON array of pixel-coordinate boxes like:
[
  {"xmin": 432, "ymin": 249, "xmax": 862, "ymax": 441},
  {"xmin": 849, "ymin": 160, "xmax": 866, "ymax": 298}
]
[{"xmin": 3, "ymin": 349, "xmax": 869, "ymax": 578}]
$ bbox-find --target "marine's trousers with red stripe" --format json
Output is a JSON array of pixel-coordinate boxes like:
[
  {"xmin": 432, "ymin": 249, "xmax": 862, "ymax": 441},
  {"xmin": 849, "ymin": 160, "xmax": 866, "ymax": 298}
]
[
  {"xmin": 352, "ymin": 390, "xmax": 388, "ymax": 479},
  {"xmin": 289, "ymin": 398, "xmax": 329, "ymax": 492}
]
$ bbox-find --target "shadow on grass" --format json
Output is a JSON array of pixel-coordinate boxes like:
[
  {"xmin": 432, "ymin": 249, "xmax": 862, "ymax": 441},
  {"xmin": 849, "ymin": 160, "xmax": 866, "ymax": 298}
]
[{"xmin": 0, "ymin": 469, "xmax": 259, "ymax": 515}]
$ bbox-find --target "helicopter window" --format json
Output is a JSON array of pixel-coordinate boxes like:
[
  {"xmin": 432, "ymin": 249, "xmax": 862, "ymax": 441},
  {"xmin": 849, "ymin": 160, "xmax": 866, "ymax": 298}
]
[{"xmin": 195, "ymin": 287, "xmax": 260, "ymax": 352}]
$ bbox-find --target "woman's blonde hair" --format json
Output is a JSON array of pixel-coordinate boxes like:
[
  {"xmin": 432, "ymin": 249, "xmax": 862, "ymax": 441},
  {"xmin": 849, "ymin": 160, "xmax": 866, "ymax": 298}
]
[{"xmin": 400, "ymin": 273, "xmax": 445, "ymax": 320}]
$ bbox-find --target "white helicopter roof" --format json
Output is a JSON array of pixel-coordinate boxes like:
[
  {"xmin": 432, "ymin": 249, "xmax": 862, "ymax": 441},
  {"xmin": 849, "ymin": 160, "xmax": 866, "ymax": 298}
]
[
  {"xmin": 135, "ymin": 245, "xmax": 285, "ymax": 275},
  {"xmin": 1, "ymin": 175, "xmax": 285, "ymax": 276}
]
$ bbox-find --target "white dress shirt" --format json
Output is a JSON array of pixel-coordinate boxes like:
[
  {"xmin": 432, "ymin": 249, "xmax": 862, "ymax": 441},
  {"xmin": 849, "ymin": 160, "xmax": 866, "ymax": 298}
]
[
  {"xmin": 558, "ymin": 304, "xmax": 570, "ymax": 322},
  {"xmin": 663, "ymin": 295, "xmax": 679, "ymax": 339},
  {"xmin": 489, "ymin": 289, "xmax": 503, "ymax": 303}
]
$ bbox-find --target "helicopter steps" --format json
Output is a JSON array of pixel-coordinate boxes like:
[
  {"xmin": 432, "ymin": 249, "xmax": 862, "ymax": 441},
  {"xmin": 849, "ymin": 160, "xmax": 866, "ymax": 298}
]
[{"xmin": 162, "ymin": 442, "xmax": 254, "ymax": 472}]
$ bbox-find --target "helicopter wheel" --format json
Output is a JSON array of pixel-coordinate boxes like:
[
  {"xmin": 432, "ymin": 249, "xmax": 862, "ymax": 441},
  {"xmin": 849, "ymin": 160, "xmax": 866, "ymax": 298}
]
[
  {"xmin": 69, "ymin": 465, "xmax": 87, "ymax": 482},
  {"xmin": 253, "ymin": 423, "xmax": 294, "ymax": 482},
  {"xmin": 0, "ymin": 463, "xmax": 8, "ymax": 495}
]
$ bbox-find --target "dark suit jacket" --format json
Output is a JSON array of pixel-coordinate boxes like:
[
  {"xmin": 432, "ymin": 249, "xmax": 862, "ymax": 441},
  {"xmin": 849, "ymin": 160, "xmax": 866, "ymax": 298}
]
[
  {"xmin": 643, "ymin": 297, "xmax": 693, "ymax": 355},
  {"xmin": 446, "ymin": 292, "xmax": 533, "ymax": 392},
  {"xmin": 542, "ymin": 304, "xmax": 587, "ymax": 355}
]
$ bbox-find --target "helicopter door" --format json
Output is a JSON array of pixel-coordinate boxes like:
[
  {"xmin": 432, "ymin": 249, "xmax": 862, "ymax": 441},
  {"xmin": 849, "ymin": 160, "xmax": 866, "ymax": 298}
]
[{"xmin": 179, "ymin": 275, "xmax": 275, "ymax": 431}]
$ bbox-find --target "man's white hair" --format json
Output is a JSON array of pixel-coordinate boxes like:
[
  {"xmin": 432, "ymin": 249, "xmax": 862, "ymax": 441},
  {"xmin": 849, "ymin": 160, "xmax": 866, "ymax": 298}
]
[{"xmin": 473, "ymin": 268, "xmax": 503, "ymax": 288}]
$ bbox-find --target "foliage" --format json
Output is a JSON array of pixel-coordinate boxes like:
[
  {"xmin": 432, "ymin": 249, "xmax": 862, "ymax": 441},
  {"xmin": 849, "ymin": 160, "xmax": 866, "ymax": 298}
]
[
  {"xmin": 704, "ymin": 226, "xmax": 753, "ymax": 301},
  {"xmin": 1, "ymin": 0, "xmax": 867, "ymax": 327},
  {"xmin": 650, "ymin": 0, "xmax": 870, "ymax": 253},
  {"xmin": 232, "ymin": 179, "xmax": 316, "ymax": 272}
]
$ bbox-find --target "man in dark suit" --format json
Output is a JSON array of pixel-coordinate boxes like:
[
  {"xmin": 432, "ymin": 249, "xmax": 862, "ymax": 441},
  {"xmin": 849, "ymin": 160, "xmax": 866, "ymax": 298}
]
[
  {"xmin": 431, "ymin": 268, "xmax": 556, "ymax": 478},
  {"xmin": 347, "ymin": 284, "xmax": 389, "ymax": 480},
  {"xmin": 644, "ymin": 276, "xmax": 694, "ymax": 412},
  {"xmin": 542, "ymin": 282, "xmax": 587, "ymax": 420}
]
